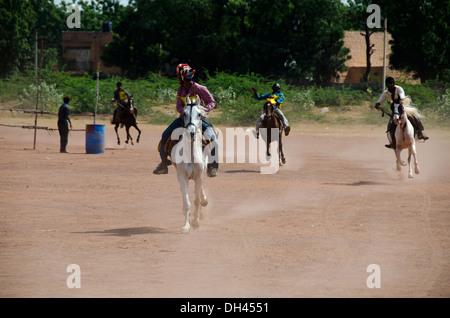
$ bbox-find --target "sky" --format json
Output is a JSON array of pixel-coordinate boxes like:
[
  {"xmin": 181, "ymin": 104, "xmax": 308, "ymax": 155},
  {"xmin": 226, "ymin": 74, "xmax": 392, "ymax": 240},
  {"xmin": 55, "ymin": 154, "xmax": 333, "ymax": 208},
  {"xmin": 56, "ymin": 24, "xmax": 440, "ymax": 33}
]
[
  {"xmin": 54, "ymin": 0, "xmax": 349, "ymax": 7},
  {"xmin": 54, "ymin": 0, "xmax": 131, "ymax": 6}
]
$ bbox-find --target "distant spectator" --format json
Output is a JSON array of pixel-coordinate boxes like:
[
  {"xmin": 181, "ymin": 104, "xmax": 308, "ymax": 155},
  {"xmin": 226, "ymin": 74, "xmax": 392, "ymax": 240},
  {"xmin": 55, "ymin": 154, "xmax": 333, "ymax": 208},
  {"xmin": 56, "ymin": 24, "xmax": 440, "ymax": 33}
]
[{"xmin": 58, "ymin": 96, "xmax": 73, "ymax": 153}]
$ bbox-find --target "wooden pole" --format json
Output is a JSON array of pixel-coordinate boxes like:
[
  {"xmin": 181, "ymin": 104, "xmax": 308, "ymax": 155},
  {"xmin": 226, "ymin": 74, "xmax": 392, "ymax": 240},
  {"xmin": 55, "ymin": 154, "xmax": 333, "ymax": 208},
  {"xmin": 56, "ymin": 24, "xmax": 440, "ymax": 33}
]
[
  {"xmin": 382, "ymin": 18, "xmax": 387, "ymax": 93},
  {"xmin": 33, "ymin": 40, "xmax": 43, "ymax": 150},
  {"xmin": 94, "ymin": 61, "xmax": 100, "ymax": 124},
  {"xmin": 35, "ymin": 30, "xmax": 38, "ymax": 77}
]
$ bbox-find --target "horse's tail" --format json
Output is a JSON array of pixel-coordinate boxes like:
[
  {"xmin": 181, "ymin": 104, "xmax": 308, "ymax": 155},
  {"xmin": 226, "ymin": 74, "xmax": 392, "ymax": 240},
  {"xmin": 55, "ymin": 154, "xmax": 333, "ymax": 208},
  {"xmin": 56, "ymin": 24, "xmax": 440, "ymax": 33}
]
[{"xmin": 403, "ymin": 96, "xmax": 423, "ymax": 119}]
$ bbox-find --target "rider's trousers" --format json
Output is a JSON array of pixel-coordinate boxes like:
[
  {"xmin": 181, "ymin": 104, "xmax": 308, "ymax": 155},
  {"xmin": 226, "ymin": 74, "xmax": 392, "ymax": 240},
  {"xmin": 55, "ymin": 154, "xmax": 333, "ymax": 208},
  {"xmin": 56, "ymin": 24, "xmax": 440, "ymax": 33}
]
[{"xmin": 256, "ymin": 108, "xmax": 289, "ymax": 131}]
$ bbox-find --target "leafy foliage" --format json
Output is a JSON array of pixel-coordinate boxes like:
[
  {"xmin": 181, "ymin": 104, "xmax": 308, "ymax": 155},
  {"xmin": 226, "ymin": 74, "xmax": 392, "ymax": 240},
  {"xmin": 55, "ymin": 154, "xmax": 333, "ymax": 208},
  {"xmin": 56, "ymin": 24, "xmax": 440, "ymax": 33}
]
[
  {"xmin": 20, "ymin": 80, "xmax": 63, "ymax": 112},
  {"xmin": 375, "ymin": 0, "xmax": 450, "ymax": 83}
]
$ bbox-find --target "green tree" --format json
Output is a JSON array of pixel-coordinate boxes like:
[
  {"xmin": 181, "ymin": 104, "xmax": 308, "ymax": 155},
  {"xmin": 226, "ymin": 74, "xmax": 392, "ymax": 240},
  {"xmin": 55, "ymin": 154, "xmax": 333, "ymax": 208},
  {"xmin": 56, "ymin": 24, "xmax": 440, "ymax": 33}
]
[
  {"xmin": 102, "ymin": 0, "xmax": 172, "ymax": 78},
  {"xmin": 0, "ymin": 0, "xmax": 36, "ymax": 76},
  {"xmin": 376, "ymin": 0, "xmax": 450, "ymax": 83},
  {"xmin": 102, "ymin": 0, "xmax": 350, "ymax": 84},
  {"xmin": 59, "ymin": 0, "xmax": 126, "ymax": 31},
  {"xmin": 343, "ymin": 0, "xmax": 384, "ymax": 83},
  {"xmin": 30, "ymin": 0, "xmax": 67, "ymax": 71},
  {"xmin": 282, "ymin": 0, "xmax": 350, "ymax": 84}
]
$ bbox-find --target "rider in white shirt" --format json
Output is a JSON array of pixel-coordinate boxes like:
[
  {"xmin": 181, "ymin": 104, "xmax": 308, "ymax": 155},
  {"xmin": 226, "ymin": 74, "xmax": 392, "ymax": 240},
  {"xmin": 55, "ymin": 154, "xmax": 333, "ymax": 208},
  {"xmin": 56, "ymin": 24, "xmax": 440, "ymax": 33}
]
[{"xmin": 375, "ymin": 77, "xmax": 429, "ymax": 148}]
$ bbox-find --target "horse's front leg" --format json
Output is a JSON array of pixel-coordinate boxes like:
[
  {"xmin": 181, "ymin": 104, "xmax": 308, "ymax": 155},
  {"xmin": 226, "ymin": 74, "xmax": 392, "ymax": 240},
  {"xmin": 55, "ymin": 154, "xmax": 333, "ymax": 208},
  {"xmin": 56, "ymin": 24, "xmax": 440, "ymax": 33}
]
[
  {"xmin": 395, "ymin": 147, "xmax": 406, "ymax": 171},
  {"xmin": 114, "ymin": 124, "xmax": 120, "ymax": 145},
  {"xmin": 407, "ymin": 147, "xmax": 414, "ymax": 178},
  {"xmin": 410, "ymin": 143, "xmax": 420, "ymax": 175},
  {"xmin": 266, "ymin": 130, "xmax": 271, "ymax": 158},
  {"xmin": 133, "ymin": 124, "xmax": 141, "ymax": 143},
  {"xmin": 178, "ymin": 175, "xmax": 191, "ymax": 233},
  {"xmin": 192, "ymin": 178, "xmax": 203, "ymax": 229},
  {"xmin": 200, "ymin": 184, "xmax": 208, "ymax": 207},
  {"xmin": 279, "ymin": 131, "xmax": 285, "ymax": 165},
  {"xmin": 125, "ymin": 126, "xmax": 134, "ymax": 145}
]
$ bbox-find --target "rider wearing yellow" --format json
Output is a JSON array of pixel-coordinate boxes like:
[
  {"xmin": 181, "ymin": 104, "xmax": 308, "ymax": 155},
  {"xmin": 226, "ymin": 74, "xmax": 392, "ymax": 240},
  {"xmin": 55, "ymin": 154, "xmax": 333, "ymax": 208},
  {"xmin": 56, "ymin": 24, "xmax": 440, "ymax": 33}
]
[
  {"xmin": 252, "ymin": 83, "xmax": 290, "ymax": 138},
  {"xmin": 112, "ymin": 82, "xmax": 131, "ymax": 124}
]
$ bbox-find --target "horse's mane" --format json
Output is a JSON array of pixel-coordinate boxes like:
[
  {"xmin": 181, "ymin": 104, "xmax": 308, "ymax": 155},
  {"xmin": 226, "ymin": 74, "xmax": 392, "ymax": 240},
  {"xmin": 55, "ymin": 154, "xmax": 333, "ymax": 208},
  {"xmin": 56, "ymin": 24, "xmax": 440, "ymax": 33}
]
[
  {"xmin": 197, "ymin": 105, "xmax": 208, "ymax": 118},
  {"xmin": 186, "ymin": 100, "xmax": 208, "ymax": 118},
  {"xmin": 403, "ymin": 96, "xmax": 423, "ymax": 119}
]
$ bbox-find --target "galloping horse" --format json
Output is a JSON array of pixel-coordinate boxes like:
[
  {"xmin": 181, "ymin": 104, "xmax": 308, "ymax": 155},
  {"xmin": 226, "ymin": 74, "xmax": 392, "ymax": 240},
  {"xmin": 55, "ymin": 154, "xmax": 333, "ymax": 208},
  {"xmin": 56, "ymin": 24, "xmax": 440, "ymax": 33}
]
[
  {"xmin": 113, "ymin": 96, "xmax": 141, "ymax": 145},
  {"xmin": 388, "ymin": 99, "xmax": 421, "ymax": 178},
  {"xmin": 259, "ymin": 98, "xmax": 286, "ymax": 165},
  {"xmin": 171, "ymin": 96, "xmax": 208, "ymax": 233}
]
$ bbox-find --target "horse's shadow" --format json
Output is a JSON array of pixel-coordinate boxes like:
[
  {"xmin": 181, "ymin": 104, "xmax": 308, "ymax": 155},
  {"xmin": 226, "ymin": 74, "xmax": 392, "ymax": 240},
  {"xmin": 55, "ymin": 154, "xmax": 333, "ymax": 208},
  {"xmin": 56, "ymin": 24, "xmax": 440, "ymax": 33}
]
[
  {"xmin": 72, "ymin": 226, "xmax": 167, "ymax": 237},
  {"xmin": 225, "ymin": 169, "xmax": 259, "ymax": 174}
]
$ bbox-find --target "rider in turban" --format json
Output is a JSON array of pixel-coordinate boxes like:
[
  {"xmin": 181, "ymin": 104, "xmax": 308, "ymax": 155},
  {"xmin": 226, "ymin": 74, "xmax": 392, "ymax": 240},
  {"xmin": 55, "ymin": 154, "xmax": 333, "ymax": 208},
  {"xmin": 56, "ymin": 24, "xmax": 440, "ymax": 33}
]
[{"xmin": 153, "ymin": 63, "xmax": 219, "ymax": 177}]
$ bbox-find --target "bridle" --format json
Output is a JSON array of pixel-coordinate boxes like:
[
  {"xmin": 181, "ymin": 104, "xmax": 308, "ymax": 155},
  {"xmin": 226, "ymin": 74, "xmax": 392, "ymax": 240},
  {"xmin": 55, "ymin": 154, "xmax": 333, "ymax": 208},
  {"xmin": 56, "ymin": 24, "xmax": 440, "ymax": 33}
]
[
  {"xmin": 264, "ymin": 101, "xmax": 274, "ymax": 118},
  {"xmin": 184, "ymin": 101, "xmax": 201, "ymax": 141}
]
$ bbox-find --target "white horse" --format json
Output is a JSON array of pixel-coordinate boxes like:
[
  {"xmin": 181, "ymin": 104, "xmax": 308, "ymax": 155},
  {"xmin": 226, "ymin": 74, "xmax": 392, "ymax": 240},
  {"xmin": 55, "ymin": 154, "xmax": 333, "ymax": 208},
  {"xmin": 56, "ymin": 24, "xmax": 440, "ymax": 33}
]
[
  {"xmin": 171, "ymin": 96, "xmax": 208, "ymax": 233},
  {"xmin": 388, "ymin": 98, "xmax": 421, "ymax": 178}
]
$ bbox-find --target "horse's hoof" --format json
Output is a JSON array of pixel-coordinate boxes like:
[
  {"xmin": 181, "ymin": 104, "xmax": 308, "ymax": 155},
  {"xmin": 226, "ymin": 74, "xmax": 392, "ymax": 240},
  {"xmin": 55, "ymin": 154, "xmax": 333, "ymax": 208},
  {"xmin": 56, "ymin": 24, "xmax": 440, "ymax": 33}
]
[
  {"xmin": 191, "ymin": 219, "xmax": 200, "ymax": 229},
  {"xmin": 401, "ymin": 161, "xmax": 407, "ymax": 166},
  {"xmin": 282, "ymin": 158, "xmax": 286, "ymax": 164},
  {"xmin": 408, "ymin": 172, "xmax": 414, "ymax": 178},
  {"xmin": 415, "ymin": 167, "xmax": 420, "ymax": 174},
  {"xmin": 125, "ymin": 141, "xmax": 129, "ymax": 144},
  {"xmin": 131, "ymin": 141, "xmax": 134, "ymax": 145},
  {"xmin": 181, "ymin": 226, "xmax": 190, "ymax": 233},
  {"xmin": 201, "ymin": 198, "xmax": 208, "ymax": 207}
]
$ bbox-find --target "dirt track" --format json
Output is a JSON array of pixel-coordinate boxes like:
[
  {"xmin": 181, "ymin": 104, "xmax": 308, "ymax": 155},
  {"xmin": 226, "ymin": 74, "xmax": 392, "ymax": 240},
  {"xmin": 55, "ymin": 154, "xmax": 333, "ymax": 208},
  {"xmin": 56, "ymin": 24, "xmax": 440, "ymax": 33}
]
[{"xmin": 0, "ymin": 116, "xmax": 449, "ymax": 298}]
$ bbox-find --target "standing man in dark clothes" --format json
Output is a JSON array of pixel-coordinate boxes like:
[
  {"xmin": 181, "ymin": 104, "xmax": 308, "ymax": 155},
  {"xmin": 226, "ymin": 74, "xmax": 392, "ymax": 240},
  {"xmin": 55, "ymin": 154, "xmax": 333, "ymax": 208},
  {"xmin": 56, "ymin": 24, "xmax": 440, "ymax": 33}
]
[{"xmin": 58, "ymin": 96, "xmax": 73, "ymax": 153}]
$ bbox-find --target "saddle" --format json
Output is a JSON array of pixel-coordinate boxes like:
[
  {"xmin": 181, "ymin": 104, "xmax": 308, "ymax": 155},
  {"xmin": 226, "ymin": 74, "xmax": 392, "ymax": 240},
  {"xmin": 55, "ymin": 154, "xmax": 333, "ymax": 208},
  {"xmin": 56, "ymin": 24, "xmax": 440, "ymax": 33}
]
[
  {"xmin": 158, "ymin": 134, "xmax": 213, "ymax": 157},
  {"xmin": 111, "ymin": 100, "xmax": 137, "ymax": 125},
  {"xmin": 261, "ymin": 112, "xmax": 282, "ymax": 129}
]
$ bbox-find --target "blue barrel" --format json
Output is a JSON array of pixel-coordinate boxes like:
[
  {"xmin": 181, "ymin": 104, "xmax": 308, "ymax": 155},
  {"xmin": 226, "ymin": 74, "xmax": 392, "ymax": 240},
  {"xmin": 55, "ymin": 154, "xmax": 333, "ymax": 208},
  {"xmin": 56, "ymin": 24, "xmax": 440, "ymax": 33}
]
[{"xmin": 85, "ymin": 124, "xmax": 105, "ymax": 154}]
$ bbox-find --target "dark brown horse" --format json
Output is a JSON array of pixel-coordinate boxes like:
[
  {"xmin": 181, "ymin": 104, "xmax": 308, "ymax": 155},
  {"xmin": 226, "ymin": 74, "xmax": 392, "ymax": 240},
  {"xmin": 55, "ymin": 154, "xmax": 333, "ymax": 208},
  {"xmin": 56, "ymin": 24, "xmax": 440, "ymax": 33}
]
[
  {"xmin": 259, "ymin": 99, "xmax": 286, "ymax": 165},
  {"xmin": 113, "ymin": 97, "xmax": 141, "ymax": 145}
]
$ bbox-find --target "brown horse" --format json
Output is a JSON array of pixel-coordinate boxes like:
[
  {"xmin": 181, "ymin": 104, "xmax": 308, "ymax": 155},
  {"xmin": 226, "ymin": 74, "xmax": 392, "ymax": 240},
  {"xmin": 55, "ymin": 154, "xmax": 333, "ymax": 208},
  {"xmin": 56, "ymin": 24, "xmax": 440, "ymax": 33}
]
[
  {"xmin": 113, "ymin": 97, "xmax": 141, "ymax": 145},
  {"xmin": 259, "ymin": 99, "xmax": 286, "ymax": 165}
]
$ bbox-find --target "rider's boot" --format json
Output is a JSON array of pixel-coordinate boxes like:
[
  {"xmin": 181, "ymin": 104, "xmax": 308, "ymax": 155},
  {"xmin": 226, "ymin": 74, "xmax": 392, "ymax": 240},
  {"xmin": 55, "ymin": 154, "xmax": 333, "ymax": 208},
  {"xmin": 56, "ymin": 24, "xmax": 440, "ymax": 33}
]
[
  {"xmin": 153, "ymin": 159, "xmax": 172, "ymax": 175},
  {"xmin": 410, "ymin": 116, "xmax": 429, "ymax": 141},
  {"xmin": 417, "ymin": 130, "xmax": 429, "ymax": 141},
  {"xmin": 386, "ymin": 135, "xmax": 396, "ymax": 149},
  {"xmin": 385, "ymin": 125, "xmax": 396, "ymax": 149},
  {"xmin": 153, "ymin": 162, "xmax": 168, "ymax": 174},
  {"xmin": 207, "ymin": 163, "xmax": 218, "ymax": 177},
  {"xmin": 280, "ymin": 115, "xmax": 290, "ymax": 136},
  {"xmin": 284, "ymin": 125, "xmax": 290, "ymax": 136}
]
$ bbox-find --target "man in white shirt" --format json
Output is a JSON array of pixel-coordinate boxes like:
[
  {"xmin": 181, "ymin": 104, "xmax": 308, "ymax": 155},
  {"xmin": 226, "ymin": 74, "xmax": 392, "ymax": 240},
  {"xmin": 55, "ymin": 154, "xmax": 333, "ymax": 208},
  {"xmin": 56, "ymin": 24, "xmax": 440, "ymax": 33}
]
[{"xmin": 375, "ymin": 77, "xmax": 429, "ymax": 148}]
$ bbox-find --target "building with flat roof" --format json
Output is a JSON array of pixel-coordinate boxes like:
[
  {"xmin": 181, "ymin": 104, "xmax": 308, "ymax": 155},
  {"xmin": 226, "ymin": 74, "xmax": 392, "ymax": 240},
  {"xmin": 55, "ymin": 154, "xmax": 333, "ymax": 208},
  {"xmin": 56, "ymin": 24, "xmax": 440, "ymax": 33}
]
[
  {"xmin": 62, "ymin": 24, "xmax": 121, "ymax": 74},
  {"xmin": 334, "ymin": 30, "xmax": 418, "ymax": 84}
]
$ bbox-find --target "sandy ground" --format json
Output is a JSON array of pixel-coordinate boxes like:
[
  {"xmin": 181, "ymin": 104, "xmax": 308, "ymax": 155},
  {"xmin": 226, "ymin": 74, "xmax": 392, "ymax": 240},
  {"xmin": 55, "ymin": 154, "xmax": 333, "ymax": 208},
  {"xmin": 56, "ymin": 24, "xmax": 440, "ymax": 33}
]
[{"xmin": 0, "ymin": 114, "xmax": 449, "ymax": 299}]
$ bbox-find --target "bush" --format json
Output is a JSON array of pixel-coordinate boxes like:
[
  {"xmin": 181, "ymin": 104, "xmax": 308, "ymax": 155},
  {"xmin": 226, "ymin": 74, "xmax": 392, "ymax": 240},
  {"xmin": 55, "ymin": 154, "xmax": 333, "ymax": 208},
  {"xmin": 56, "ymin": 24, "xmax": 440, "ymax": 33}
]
[
  {"xmin": 291, "ymin": 89, "xmax": 315, "ymax": 112},
  {"xmin": 396, "ymin": 81, "xmax": 440, "ymax": 110},
  {"xmin": 310, "ymin": 85, "xmax": 368, "ymax": 107},
  {"xmin": 20, "ymin": 81, "xmax": 63, "ymax": 112},
  {"xmin": 436, "ymin": 89, "xmax": 450, "ymax": 119},
  {"xmin": 1, "ymin": 70, "xmax": 449, "ymax": 126}
]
